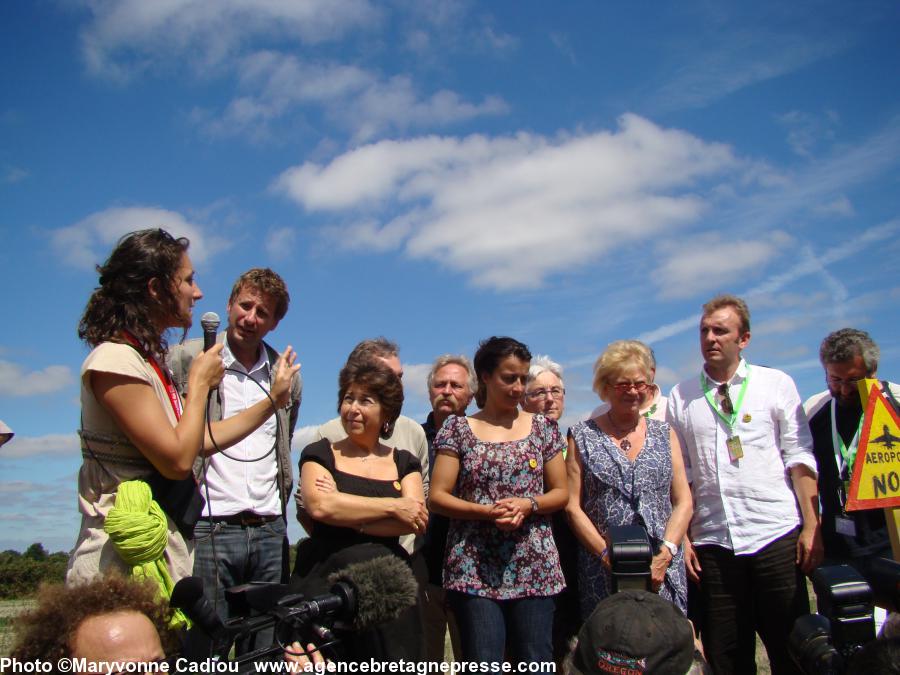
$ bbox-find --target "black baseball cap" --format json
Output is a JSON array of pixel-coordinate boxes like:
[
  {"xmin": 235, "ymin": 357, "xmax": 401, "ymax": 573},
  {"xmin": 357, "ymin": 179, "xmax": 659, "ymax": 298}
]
[{"xmin": 570, "ymin": 590, "xmax": 695, "ymax": 675}]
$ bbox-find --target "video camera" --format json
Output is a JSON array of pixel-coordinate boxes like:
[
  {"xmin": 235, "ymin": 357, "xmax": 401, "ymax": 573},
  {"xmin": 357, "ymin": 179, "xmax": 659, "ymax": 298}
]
[
  {"xmin": 788, "ymin": 558, "xmax": 900, "ymax": 674},
  {"xmin": 172, "ymin": 554, "xmax": 418, "ymax": 673},
  {"xmin": 607, "ymin": 525, "xmax": 653, "ymax": 593}
]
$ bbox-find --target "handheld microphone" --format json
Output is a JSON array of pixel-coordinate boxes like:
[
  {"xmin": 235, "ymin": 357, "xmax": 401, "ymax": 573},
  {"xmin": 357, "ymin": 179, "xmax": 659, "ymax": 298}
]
[{"xmin": 200, "ymin": 312, "xmax": 220, "ymax": 352}]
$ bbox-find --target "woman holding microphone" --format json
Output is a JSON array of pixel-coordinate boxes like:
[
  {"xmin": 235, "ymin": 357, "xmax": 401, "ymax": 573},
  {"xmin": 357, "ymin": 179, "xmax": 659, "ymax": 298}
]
[{"xmin": 69, "ymin": 228, "xmax": 298, "ymax": 586}]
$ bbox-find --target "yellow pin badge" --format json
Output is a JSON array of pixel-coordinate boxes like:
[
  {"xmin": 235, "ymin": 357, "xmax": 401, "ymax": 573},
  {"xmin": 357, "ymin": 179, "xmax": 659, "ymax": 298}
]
[
  {"xmin": 529, "ymin": 458, "xmax": 537, "ymax": 469},
  {"xmin": 742, "ymin": 413, "xmax": 752, "ymax": 423}
]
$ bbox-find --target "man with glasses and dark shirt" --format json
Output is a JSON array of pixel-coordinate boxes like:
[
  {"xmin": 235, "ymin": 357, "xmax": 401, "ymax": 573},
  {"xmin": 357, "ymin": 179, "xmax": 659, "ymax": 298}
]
[
  {"xmin": 804, "ymin": 328, "xmax": 899, "ymax": 630},
  {"xmin": 667, "ymin": 294, "xmax": 822, "ymax": 674}
]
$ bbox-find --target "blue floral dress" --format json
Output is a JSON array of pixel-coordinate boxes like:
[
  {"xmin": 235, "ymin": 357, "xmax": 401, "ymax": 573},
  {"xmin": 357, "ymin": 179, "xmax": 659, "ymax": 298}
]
[
  {"xmin": 433, "ymin": 414, "xmax": 566, "ymax": 599},
  {"xmin": 570, "ymin": 417, "xmax": 687, "ymax": 617}
]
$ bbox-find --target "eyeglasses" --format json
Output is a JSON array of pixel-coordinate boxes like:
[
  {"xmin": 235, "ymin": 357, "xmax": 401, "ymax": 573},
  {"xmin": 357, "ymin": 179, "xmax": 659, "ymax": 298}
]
[
  {"xmin": 611, "ymin": 381, "xmax": 650, "ymax": 393},
  {"xmin": 826, "ymin": 375, "xmax": 864, "ymax": 389},
  {"xmin": 717, "ymin": 383, "xmax": 734, "ymax": 415},
  {"xmin": 525, "ymin": 386, "xmax": 566, "ymax": 400}
]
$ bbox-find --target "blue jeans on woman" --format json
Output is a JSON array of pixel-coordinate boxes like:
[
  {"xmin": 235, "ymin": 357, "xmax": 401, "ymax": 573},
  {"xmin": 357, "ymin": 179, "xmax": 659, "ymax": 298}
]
[{"xmin": 448, "ymin": 591, "xmax": 555, "ymax": 665}]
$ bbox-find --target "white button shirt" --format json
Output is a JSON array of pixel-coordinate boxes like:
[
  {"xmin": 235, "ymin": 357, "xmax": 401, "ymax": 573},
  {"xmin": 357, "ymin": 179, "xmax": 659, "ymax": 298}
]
[
  {"xmin": 666, "ymin": 359, "xmax": 817, "ymax": 554},
  {"xmin": 200, "ymin": 339, "xmax": 280, "ymax": 518}
]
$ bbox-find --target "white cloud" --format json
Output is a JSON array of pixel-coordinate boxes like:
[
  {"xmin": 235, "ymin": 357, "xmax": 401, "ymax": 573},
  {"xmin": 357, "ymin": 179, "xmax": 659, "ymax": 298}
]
[
  {"xmin": 402, "ymin": 362, "xmax": 432, "ymax": 410},
  {"xmin": 275, "ymin": 114, "xmax": 741, "ymax": 290},
  {"xmin": 753, "ymin": 315, "xmax": 815, "ymax": 336},
  {"xmin": 50, "ymin": 206, "xmax": 232, "ymax": 270},
  {"xmin": 746, "ymin": 220, "xmax": 900, "ymax": 299},
  {"xmin": 390, "ymin": 1, "xmax": 517, "ymax": 57},
  {"xmin": 78, "ymin": 3, "xmax": 508, "ymax": 143},
  {"xmin": 638, "ymin": 317, "xmax": 699, "ymax": 346},
  {"xmin": 3, "ymin": 166, "xmax": 29, "ymax": 184},
  {"xmin": 265, "ymin": 227, "xmax": 298, "ymax": 261},
  {"xmin": 637, "ymin": 219, "xmax": 900, "ymax": 346},
  {"xmin": 653, "ymin": 230, "xmax": 792, "ymax": 300},
  {"xmin": 777, "ymin": 109, "xmax": 840, "ymax": 158},
  {"xmin": 653, "ymin": 366, "xmax": 680, "ymax": 389},
  {"xmin": 79, "ymin": 0, "xmax": 379, "ymax": 80},
  {"xmin": 722, "ymin": 118, "xmax": 900, "ymax": 233},
  {"xmin": 813, "ymin": 195, "xmax": 855, "ymax": 218},
  {"xmin": 0, "ymin": 361, "xmax": 74, "ymax": 397},
  {"xmin": 751, "ymin": 291, "xmax": 830, "ymax": 310},
  {"xmin": 1, "ymin": 433, "xmax": 79, "ymax": 459},
  {"xmin": 198, "ymin": 52, "xmax": 508, "ymax": 142},
  {"xmin": 655, "ymin": 31, "xmax": 847, "ymax": 112},
  {"xmin": 549, "ymin": 32, "xmax": 577, "ymax": 65}
]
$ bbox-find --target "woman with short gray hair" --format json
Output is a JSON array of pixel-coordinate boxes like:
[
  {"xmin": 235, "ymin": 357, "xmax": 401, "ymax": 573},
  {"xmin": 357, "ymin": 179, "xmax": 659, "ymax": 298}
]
[{"xmin": 522, "ymin": 355, "xmax": 566, "ymax": 422}]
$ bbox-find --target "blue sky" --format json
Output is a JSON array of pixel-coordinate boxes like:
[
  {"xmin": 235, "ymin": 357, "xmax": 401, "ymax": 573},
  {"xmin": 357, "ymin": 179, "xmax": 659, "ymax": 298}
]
[{"xmin": 2, "ymin": 0, "xmax": 900, "ymax": 553}]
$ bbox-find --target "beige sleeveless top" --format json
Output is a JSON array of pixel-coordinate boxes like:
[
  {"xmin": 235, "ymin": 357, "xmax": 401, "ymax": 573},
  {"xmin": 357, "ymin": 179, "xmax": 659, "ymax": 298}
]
[{"xmin": 66, "ymin": 342, "xmax": 193, "ymax": 585}]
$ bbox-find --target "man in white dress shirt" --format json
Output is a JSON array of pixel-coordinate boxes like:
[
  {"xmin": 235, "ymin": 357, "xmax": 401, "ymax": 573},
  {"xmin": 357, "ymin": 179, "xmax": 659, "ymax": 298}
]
[
  {"xmin": 168, "ymin": 268, "xmax": 302, "ymax": 654},
  {"xmin": 666, "ymin": 294, "xmax": 822, "ymax": 674}
]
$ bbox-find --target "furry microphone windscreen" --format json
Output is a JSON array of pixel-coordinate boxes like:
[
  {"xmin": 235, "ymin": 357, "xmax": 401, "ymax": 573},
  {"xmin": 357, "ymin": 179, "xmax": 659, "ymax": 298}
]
[{"xmin": 328, "ymin": 555, "xmax": 418, "ymax": 630}]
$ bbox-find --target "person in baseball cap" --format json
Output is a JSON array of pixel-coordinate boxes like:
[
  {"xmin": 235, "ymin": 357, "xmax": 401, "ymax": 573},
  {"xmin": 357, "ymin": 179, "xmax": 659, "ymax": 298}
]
[{"xmin": 569, "ymin": 590, "xmax": 708, "ymax": 675}]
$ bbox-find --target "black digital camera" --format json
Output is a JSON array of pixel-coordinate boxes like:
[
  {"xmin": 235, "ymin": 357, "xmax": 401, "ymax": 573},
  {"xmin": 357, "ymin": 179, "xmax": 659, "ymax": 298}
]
[
  {"xmin": 607, "ymin": 525, "xmax": 654, "ymax": 593},
  {"xmin": 789, "ymin": 558, "xmax": 900, "ymax": 674}
]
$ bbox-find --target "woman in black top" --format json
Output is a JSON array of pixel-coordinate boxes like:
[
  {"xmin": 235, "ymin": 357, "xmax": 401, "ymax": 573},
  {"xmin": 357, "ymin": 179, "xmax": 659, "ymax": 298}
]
[{"xmin": 293, "ymin": 359, "xmax": 427, "ymax": 661}]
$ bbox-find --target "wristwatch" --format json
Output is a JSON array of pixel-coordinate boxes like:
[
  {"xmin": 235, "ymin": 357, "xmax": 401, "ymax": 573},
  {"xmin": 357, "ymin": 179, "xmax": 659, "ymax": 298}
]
[
  {"xmin": 528, "ymin": 496, "xmax": 539, "ymax": 514},
  {"xmin": 662, "ymin": 539, "xmax": 678, "ymax": 557}
]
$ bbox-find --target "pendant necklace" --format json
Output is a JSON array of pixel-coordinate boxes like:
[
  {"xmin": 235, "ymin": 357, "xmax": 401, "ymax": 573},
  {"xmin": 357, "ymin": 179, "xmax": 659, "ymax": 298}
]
[{"xmin": 607, "ymin": 411, "xmax": 639, "ymax": 452}]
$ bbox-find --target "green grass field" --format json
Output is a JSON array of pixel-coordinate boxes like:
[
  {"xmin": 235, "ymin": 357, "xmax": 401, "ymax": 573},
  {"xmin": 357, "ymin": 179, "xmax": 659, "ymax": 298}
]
[{"xmin": 0, "ymin": 600, "xmax": 36, "ymax": 657}]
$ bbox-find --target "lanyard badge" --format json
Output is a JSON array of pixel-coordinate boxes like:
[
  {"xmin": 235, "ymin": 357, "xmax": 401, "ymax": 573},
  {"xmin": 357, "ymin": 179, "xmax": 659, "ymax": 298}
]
[
  {"xmin": 702, "ymin": 365, "xmax": 751, "ymax": 463},
  {"xmin": 830, "ymin": 398, "xmax": 862, "ymax": 514}
]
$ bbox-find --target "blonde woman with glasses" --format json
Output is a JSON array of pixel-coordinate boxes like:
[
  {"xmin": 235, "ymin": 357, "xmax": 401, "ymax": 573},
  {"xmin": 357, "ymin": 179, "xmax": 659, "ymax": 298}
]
[{"xmin": 565, "ymin": 340, "xmax": 692, "ymax": 618}]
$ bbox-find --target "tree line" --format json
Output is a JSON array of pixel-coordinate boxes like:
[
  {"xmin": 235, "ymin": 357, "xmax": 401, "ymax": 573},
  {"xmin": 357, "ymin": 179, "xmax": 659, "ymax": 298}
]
[{"xmin": 0, "ymin": 544, "xmax": 67, "ymax": 599}]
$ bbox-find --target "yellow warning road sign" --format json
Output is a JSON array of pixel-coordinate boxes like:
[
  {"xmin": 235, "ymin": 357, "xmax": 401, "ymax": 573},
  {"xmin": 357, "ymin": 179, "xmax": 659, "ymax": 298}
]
[{"xmin": 846, "ymin": 381, "xmax": 900, "ymax": 510}]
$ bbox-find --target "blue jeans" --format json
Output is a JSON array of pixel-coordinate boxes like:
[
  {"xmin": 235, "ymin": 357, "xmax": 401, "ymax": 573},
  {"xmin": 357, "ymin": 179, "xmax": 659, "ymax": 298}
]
[
  {"xmin": 192, "ymin": 516, "xmax": 287, "ymax": 655},
  {"xmin": 448, "ymin": 592, "xmax": 554, "ymax": 665}
]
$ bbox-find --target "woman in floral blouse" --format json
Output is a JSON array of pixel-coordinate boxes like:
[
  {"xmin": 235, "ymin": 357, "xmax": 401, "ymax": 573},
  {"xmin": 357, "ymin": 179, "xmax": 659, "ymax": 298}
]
[{"xmin": 429, "ymin": 336, "xmax": 568, "ymax": 665}]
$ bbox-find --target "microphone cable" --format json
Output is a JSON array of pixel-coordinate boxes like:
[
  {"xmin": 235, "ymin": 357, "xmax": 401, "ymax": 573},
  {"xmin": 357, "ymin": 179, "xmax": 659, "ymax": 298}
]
[{"xmin": 199, "ymin": 359, "xmax": 290, "ymax": 622}]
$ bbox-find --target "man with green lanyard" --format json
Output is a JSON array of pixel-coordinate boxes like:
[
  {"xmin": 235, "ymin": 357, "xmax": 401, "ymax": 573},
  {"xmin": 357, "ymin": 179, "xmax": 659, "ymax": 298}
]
[
  {"xmin": 667, "ymin": 294, "xmax": 822, "ymax": 675},
  {"xmin": 804, "ymin": 329, "xmax": 898, "ymax": 628}
]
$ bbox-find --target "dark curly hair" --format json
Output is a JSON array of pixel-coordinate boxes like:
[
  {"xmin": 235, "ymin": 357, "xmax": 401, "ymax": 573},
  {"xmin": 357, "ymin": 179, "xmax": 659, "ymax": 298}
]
[
  {"xmin": 473, "ymin": 336, "xmax": 531, "ymax": 408},
  {"xmin": 228, "ymin": 268, "xmax": 290, "ymax": 321},
  {"xmin": 337, "ymin": 360, "xmax": 404, "ymax": 439},
  {"xmin": 78, "ymin": 228, "xmax": 190, "ymax": 357},
  {"xmin": 10, "ymin": 574, "xmax": 176, "ymax": 664}
]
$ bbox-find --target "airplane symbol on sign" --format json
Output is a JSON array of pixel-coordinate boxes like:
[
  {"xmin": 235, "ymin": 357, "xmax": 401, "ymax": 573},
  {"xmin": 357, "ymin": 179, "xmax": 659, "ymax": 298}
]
[{"xmin": 871, "ymin": 425, "xmax": 900, "ymax": 450}]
